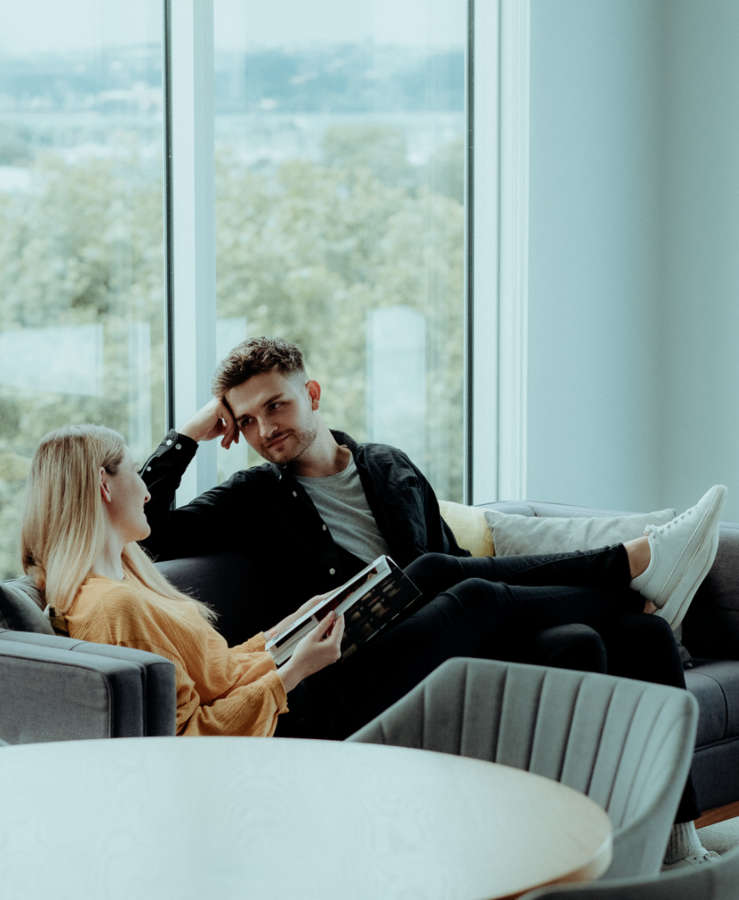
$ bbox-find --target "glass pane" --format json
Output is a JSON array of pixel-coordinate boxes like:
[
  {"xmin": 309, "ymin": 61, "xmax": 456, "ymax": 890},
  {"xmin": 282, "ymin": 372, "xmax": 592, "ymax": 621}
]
[
  {"xmin": 0, "ymin": 1, "xmax": 165, "ymax": 578},
  {"xmin": 213, "ymin": 0, "xmax": 466, "ymax": 501}
]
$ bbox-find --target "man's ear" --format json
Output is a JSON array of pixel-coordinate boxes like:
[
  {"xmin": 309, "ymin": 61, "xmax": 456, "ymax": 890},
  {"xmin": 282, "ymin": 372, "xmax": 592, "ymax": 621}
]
[
  {"xmin": 306, "ymin": 380, "xmax": 321, "ymax": 410},
  {"xmin": 99, "ymin": 467, "xmax": 112, "ymax": 503}
]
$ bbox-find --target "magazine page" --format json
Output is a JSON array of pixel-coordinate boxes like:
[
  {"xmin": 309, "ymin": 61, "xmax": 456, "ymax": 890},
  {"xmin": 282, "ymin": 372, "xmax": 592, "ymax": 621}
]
[
  {"xmin": 265, "ymin": 556, "xmax": 391, "ymax": 653},
  {"xmin": 268, "ymin": 557, "xmax": 422, "ymax": 666}
]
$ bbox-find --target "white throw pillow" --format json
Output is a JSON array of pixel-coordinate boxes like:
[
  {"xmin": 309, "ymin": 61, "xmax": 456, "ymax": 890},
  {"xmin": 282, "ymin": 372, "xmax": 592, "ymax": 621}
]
[{"xmin": 483, "ymin": 507, "xmax": 676, "ymax": 557}]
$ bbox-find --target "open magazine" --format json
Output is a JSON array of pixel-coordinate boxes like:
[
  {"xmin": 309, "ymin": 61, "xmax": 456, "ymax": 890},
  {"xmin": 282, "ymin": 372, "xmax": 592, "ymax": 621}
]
[{"xmin": 265, "ymin": 555, "xmax": 421, "ymax": 665}]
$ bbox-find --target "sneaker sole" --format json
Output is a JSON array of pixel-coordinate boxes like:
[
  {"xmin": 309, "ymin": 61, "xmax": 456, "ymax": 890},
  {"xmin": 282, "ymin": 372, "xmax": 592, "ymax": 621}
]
[{"xmin": 654, "ymin": 486, "xmax": 727, "ymax": 629}]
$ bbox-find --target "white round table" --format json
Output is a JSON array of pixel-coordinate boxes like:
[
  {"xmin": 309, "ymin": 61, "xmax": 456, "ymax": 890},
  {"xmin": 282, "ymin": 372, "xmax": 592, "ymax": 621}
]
[{"xmin": 0, "ymin": 737, "xmax": 611, "ymax": 899}]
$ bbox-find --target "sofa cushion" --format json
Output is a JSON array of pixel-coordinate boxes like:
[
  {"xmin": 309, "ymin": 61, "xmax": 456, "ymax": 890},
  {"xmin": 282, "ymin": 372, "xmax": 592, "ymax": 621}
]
[
  {"xmin": 439, "ymin": 500, "xmax": 494, "ymax": 557},
  {"xmin": 478, "ymin": 499, "xmax": 694, "ymax": 663},
  {"xmin": 686, "ymin": 661, "xmax": 739, "ymax": 746},
  {"xmin": 0, "ymin": 577, "xmax": 53, "ymax": 634},
  {"xmin": 156, "ymin": 552, "xmax": 269, "ymax": 647},
  {"xmin": 682, "ymin": 523, "xmax": 739, "ymax": 658},
  {"xmin": 482, "ymin": 506, "xmax": 676, "ymax": 557}
]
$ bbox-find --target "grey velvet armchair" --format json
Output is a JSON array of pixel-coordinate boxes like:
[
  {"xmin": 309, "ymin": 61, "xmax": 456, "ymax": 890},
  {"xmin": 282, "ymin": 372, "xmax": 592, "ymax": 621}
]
[
  {"xmin": 349, "ymin": 657, "xmax": 699, "ymax": 880},
  {"xmin": 520, "ymin": 845, "xmax": 739, "ymax": 900}
]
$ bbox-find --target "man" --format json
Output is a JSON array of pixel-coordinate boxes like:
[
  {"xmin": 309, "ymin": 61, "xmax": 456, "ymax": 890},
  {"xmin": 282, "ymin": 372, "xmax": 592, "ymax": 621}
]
[
  {"xmin": 141, "ymin": 335, "xmax": 721, "ymax": 636},
  {"xmin": 142, "ymin": 333, "xmax": 624, "ymax": 703},
  {"xmin": 140, "ymin": 335, "xmax": 726, "ymax": 868},
  {"xmin": 141, "ymin": 336, "xmax": 468, "ymax": 628}
]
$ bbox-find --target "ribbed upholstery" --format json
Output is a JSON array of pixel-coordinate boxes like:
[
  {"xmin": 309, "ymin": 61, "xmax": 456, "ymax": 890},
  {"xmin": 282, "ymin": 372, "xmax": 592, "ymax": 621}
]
[
  {"xmin": 348, "ymin": 658, "xmax": 698, "ymax": 879},
  {"xmin": 520, "ymin": 844, "xmax": 739, "ymax": 899}
]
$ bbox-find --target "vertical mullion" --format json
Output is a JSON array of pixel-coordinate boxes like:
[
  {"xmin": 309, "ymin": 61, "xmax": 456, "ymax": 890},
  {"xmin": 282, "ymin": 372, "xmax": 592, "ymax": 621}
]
[
  {"xmin": 162, "ymin": 0, "xmax": 175, "ymax": 432},
  {"xmin": 463, "ymin": 0, "xmax": 474, "ymax": 505},
  {"xmin": 168, "ymin": 0, "xmax": 216, "ymax": 502},
  {"xmin": 497, "ymin": 0, "xmax": 530, "ymax": 501},
  {"xmin": 471, "ymin": 0, "xmax": 501, "ymax": 504}
]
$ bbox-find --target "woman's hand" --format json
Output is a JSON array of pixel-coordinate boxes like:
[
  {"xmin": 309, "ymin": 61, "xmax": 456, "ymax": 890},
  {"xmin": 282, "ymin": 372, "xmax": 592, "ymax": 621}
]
[
  {"xmin": 277, "ymin": 612, "xmax": 345, "ymax": 693},
  {"xmin": 265, "ymin": 592, "xmax": 332, "ymax": 641}
]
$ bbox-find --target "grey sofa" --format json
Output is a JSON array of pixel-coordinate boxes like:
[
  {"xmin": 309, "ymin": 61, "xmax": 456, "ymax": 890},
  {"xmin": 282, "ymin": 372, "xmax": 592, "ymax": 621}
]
[
  {"xmin": 0, "ymin": 579, "xmax": 175, "ymax": 742},
  {"xmin": 2, "ymin": 498, "xmax": 739, "ymax": 819}
]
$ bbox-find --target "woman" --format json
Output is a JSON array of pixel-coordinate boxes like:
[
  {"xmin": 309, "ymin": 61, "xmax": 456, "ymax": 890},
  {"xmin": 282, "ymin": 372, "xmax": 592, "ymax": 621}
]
[
  {"xmin": 22, "ymin": 424, "xmax": 344, "ymax": 736},
  {"xmin": 22, "ymin": 424, "xmax": 723, "ymax": 866}
]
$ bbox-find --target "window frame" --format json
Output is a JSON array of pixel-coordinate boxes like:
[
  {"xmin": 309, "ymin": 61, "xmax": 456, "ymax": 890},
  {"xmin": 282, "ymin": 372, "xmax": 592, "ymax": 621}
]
[
  {"xmin": 166, "ymin": 0, "xmax": 218, "ymax": 503},
  {"xmin": 162, "ymin": 0, "xmax": 528, "ymax": 504}
]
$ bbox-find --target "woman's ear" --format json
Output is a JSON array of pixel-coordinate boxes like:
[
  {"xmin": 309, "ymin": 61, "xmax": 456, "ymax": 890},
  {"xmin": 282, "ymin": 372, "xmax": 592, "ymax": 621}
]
[{"xmin": 99, "ymin": 467, "xmax": 112, "ymax": 503}]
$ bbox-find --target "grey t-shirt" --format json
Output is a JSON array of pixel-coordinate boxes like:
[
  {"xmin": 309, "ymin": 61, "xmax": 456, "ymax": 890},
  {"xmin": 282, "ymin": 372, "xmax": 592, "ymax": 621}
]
[{"xmin": 296, "ymin": 456, "xmax": 390, "ymax": 564}]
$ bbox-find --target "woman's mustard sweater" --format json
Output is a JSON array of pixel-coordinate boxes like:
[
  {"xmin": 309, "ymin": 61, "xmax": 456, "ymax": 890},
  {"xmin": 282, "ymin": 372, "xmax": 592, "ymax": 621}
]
[{"xmin": 66, "ymin": 576, "xmax": 288, "ymax": 737}]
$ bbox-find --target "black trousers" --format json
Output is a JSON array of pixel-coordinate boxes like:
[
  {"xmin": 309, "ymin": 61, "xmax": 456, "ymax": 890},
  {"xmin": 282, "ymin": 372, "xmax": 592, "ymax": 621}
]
[{"xmin": 275, "ymin": 547, "xmax": 699, "ymax": 822}]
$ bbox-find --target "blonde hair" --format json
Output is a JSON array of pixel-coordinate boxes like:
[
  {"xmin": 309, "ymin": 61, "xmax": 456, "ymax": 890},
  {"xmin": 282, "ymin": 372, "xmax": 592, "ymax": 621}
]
[{"xmin": 22, "ymin": 424, "xmax": 215, "ymax": 622}]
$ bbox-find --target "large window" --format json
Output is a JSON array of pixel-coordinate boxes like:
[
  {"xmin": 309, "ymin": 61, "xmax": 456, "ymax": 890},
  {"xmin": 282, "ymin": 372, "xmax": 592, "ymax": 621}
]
[
  {"xmin": 0, "ymin": 1, "xmax": 166, "ymax": 577},
  {"xmin": 213, "ymin": 1, "xmax": 467, "ymax": 501},
  {"xmin": 0, "ymin": 1, "xmax": 472, "ymax": 579}
]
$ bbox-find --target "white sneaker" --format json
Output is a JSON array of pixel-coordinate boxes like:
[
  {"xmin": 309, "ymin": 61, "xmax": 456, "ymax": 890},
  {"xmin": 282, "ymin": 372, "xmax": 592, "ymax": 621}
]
[
  {"xmin": 662, "ymin": 849, "xmax": 721, "ymax": 870},
  {"xmin": 631, "ymin": 484, "xmax": 727, "ymax": 629}
]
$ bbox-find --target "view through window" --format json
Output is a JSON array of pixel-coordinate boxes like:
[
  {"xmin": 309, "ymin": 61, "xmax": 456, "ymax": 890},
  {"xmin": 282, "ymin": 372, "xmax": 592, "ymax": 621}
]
[
  {"xmin": 0, "ymin": 1, "xmax": 468, "ymax": 579},
  {"xmin": 213, "ymin": 0, "xmax": 467, "ymax": 502},
  {"xmin": 0, "ymin": 1, "xmax": 166, "ymax": 577}
]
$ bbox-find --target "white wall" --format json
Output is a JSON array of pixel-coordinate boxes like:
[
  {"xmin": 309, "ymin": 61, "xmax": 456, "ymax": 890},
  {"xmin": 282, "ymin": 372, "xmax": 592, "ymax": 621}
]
[
  {"xmin": 526, "ymin": 0, "xmax": 739, "ymax": 517},
  {"xmin": 659, "ymin": 0, "xmax": 739, "ymax": 519},
  {"xmin": 527, "ymin": 0, "xmax": 663, "ymax": 510}
]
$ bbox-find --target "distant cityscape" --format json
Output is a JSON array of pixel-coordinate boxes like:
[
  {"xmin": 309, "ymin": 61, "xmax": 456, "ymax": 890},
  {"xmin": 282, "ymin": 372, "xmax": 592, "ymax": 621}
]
[
  {"xmin": 0, "ymin": 42, "xmax": 465, "ymax": 182},
  {"xmin": 0, "ymin": 38, "xmax": 467, "ymax": 576},
  {"xmin": 0, "ymin": 42, "xmax": 464, "ymax": 117}
]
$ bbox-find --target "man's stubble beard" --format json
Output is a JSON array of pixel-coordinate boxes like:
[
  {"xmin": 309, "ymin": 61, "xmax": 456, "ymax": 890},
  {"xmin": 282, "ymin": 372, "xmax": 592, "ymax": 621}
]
[{"xmin": 262, "ymin": 423, "xmax": 318, "ymax": 465}]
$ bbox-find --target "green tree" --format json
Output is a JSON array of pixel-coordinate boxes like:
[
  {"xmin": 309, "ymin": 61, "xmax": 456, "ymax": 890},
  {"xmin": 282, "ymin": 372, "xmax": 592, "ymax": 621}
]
[
  {"xmin": 0, "ymin": 153, "xmax": 165, "ymax": 577},
  {"xmin": 0, "ymin": 129, "xmax": 464, "ymax": 579}
]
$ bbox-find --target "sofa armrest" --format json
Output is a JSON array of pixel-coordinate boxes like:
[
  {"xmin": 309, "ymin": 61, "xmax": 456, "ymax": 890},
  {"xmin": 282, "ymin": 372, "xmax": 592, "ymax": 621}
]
[
  {"xmin": 682, "ymin": 523, "xmax": 739, "ymax": 659},
  {"xmin": 0, "ymin": 630, "xmax": 176, "ymax": 743}
]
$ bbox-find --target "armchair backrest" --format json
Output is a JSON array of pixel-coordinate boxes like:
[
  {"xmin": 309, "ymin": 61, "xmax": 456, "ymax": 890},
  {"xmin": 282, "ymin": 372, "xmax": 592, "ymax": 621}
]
[
  {"xmin": 349, "ymin": 657, "xmax": 698, "ymax": 880},
  {"xmin": 520, "ymin": 844, "xmax": 739, "ymax": 900}
]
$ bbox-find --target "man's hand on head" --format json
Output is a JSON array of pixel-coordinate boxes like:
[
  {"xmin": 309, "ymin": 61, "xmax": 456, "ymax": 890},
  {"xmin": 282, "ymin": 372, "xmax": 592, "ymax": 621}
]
[{"xmin": 179, "ymin": 397, "xmax": 239, "ymax": 449}]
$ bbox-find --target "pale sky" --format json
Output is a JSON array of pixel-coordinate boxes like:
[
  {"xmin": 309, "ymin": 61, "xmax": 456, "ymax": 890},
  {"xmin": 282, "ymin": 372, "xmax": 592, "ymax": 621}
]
[{"xmin": 0, "ymin": 0, "xmax": 465, "ymax": 54}]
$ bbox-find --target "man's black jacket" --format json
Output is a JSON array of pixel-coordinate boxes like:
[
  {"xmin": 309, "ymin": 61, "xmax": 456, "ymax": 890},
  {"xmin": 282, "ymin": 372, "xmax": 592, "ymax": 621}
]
[{"xmin": 140, "ymin": 429, "xmax": 468, "ymax": 627}]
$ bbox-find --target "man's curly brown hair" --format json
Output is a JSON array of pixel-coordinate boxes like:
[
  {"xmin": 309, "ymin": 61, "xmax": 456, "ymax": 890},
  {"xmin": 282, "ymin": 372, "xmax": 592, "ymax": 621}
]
[{"xmin": 211, "ymin": 336, "xmax": 305, "ymax": 397}]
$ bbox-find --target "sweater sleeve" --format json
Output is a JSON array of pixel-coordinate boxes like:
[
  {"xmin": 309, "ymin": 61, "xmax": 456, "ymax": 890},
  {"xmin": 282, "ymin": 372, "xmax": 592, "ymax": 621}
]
[
  {"xmin": 241, "ymin": 632, "xmax": 267, "ymax": 652},
  {"xmin": 174, "ymin": 660, "xmax": 287, "ymax": 737},
  {"xmin": 70, "ymin": 581, "xmax": 288, "ymax": 737}
]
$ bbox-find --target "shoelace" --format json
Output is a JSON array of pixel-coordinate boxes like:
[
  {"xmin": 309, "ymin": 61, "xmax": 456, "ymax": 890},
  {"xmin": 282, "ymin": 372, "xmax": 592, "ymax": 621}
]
[
  {"xmin": 644, "ymin": 506, "xmax": 694, "ymax": 536},
  {"xmin": 688, "ymin": 851, "xmax": 721, "ymax": 864},
  {"xmin": 645, "ymin": 520, "xmax": 672, "ymax": 537},
  {"xmin": 644, "ymin": 487, "xmax": 725, "ymax": 540}
]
